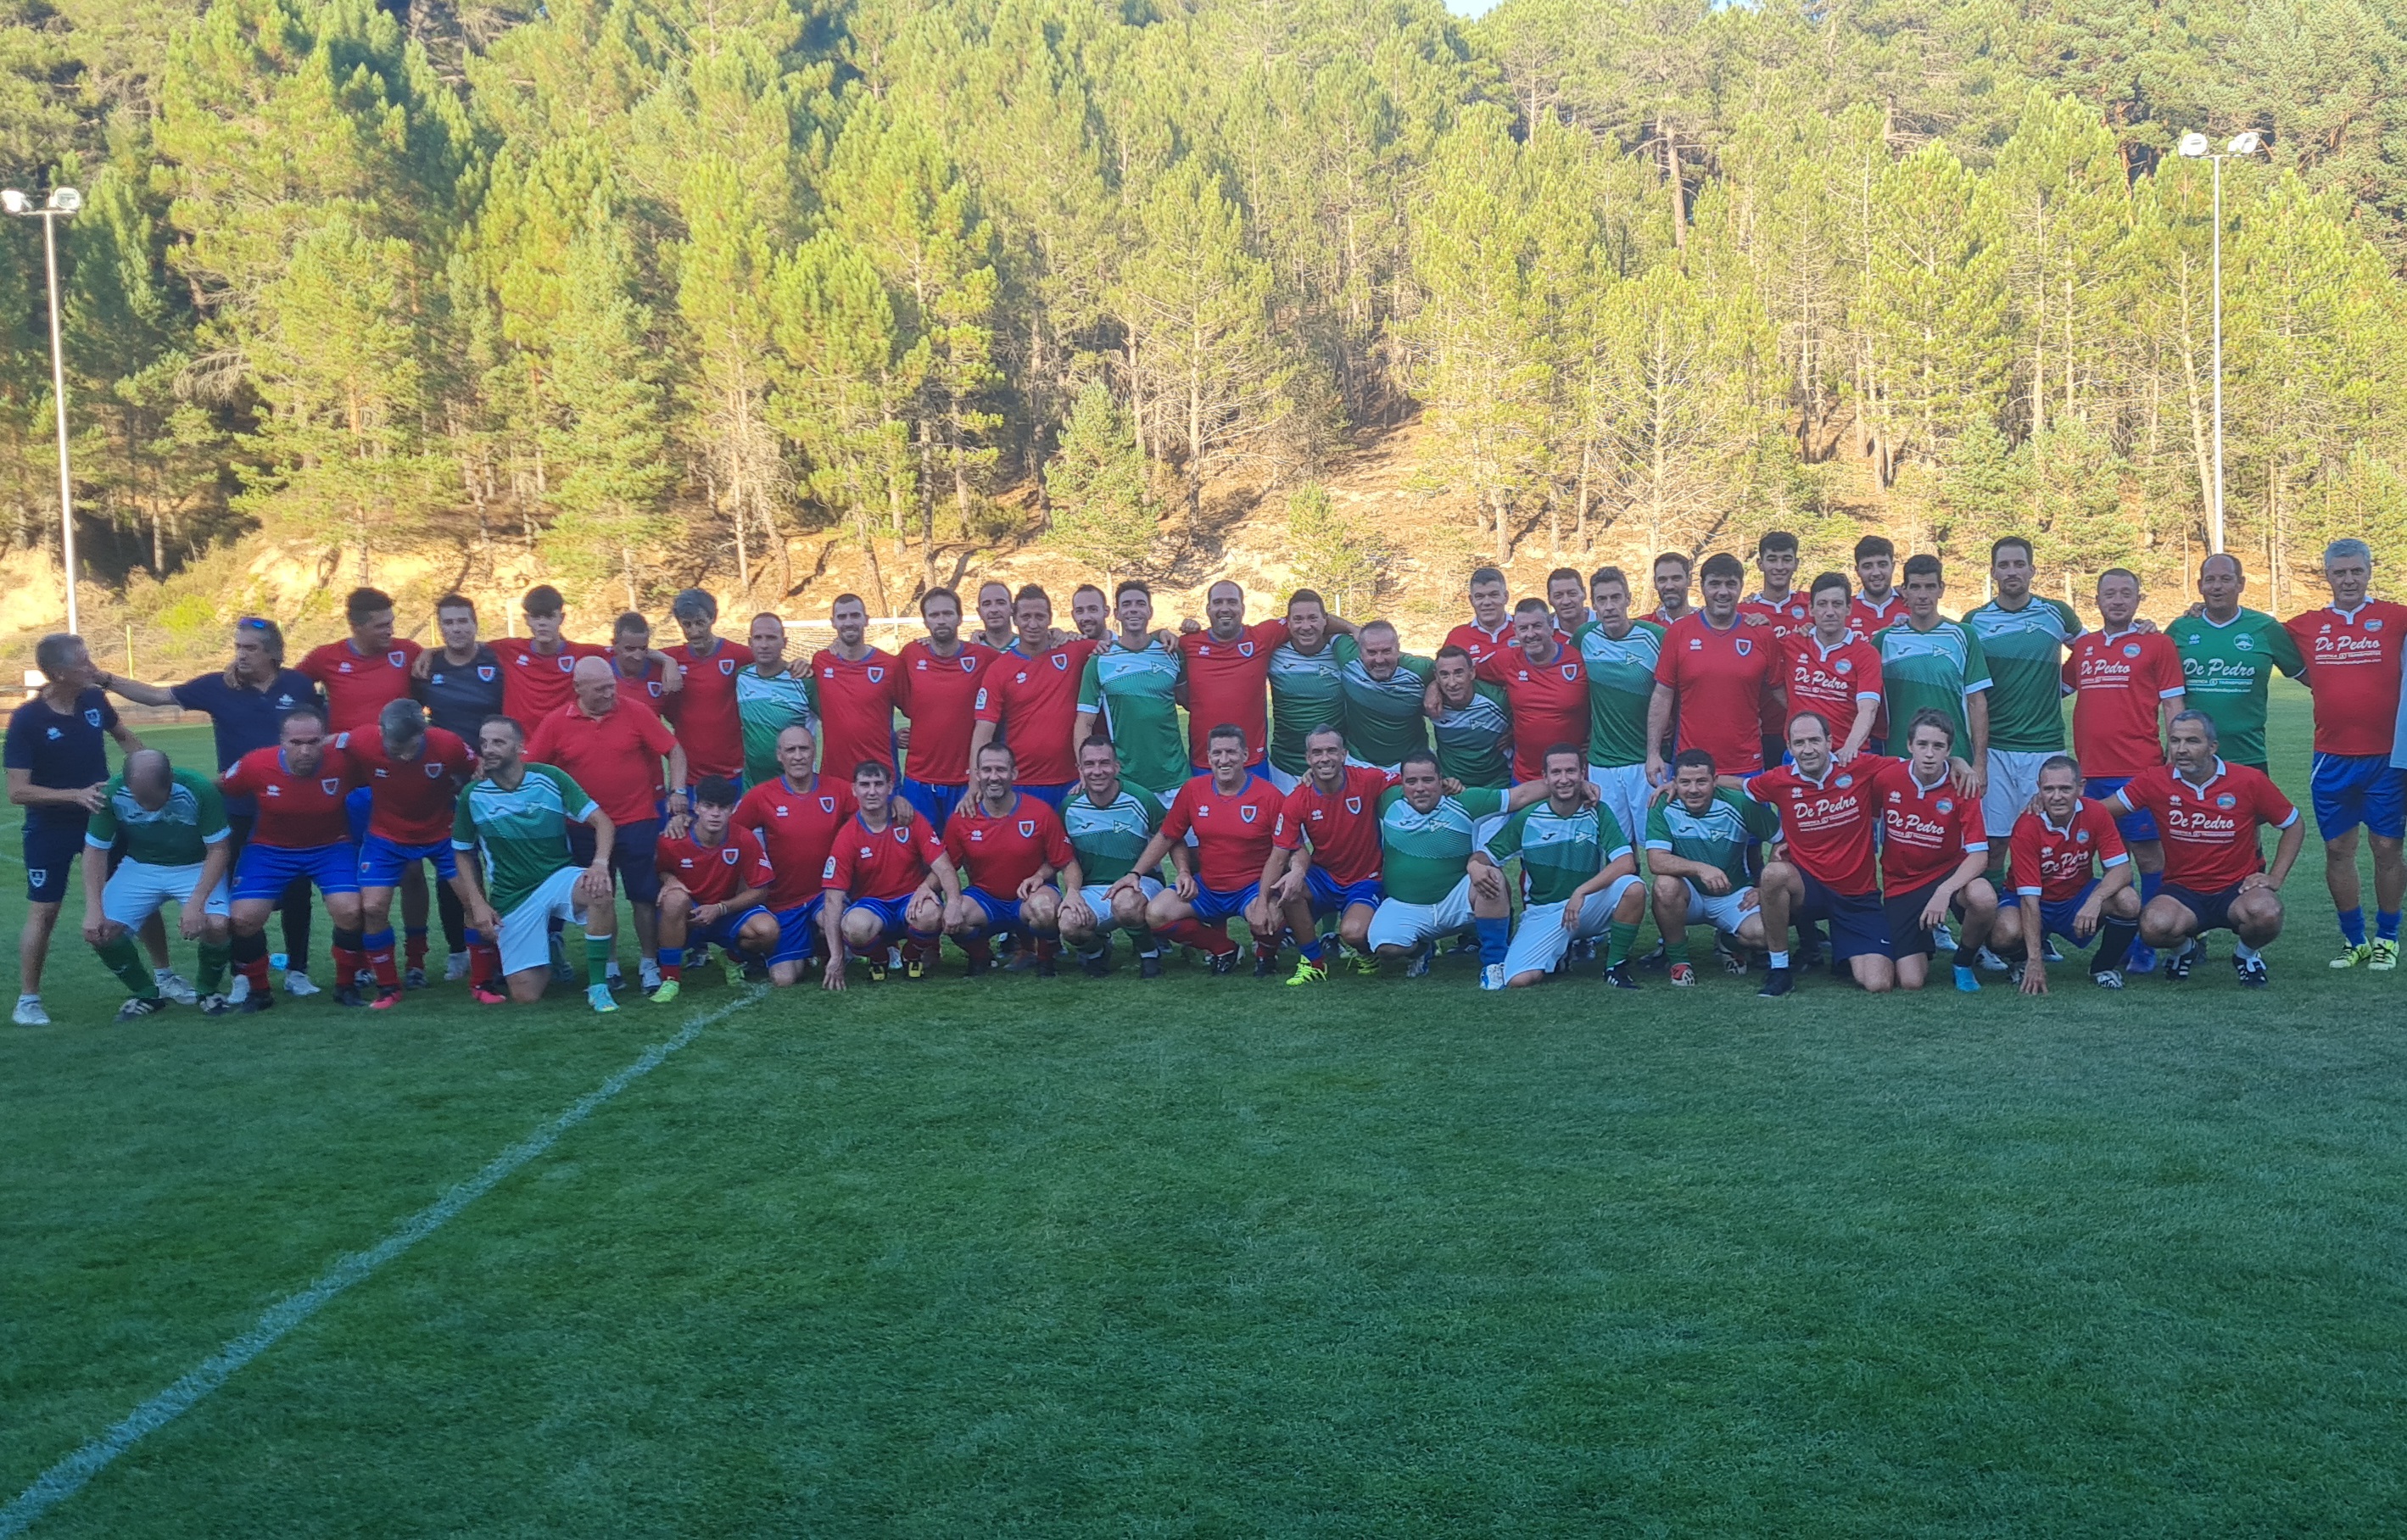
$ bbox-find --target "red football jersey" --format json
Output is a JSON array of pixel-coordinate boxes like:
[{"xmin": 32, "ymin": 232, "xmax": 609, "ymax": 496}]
[
  {"xmin": 1272, "ymin": 764, "xmax": 1395, "ymax": 885},
  {"xmin": 1176, "ymin": 620, "xmax": 1287, "ymax": 767},
  {"xmin": 809, "ymin": 648, "xmax": 905, "ymax": 782},
  {"xmin": 489, "ymin": 637, "xmax": 611, "ymax": 723},
  {"xmin": 2009, "ymin": 799, "xmax": 2129, "ymax": 903},
  {"xmin": 1477, "ymin": 644, "xmax": 1589, "ymax": 782},
  {"xmin": 1871, "ymin": 759, "xmax": 1985, "ymax": 891},
  {"xmin": 973, "ymin": 642, "xmax": 1093, "ymax": 785},
  {"xmin": 610, "ymin": 655, "xmax": 672, "ymax": 706},
  {"xmin": 1161, "ymin": 773, "xmax": 1284, "ymax": 892},
  {"xmin": 898, "ymin": 639, "xmax": 998, "ymax": 785},
  {"xmin": 341, "ymin": 726, "xmax": 477, "ymax": 845},
  {"xmin": 1443, "ymin": 619, "xmax": 1516, "ymax": 672},
  {"xmin": 1849, "ymin": 591, "xmax": 1907, "ymax": 637},
  {"xmin": 221, "ymin": 743, "xmax": 361, "ymax": 847},
  {"xmin": 733, "ymin": 774, "xmax": 857, "ymax": 908},
  {"xmin": 297, "ymin": 638, "xmax": 422, "ymax": 734},
  {"xmin": 2116, "ymin": 760, "xmax": 2298, "ymax": 891},
  {"xmin": 2284, "ymin": 600, "xmax": 2407, "ymax": 756},
  {"xmin": 1656, "ymin": 612, "xmax": 1783, "ymax": 778},
  {"xmin": 523, "ymin": 697, "xmax": 679, "ymax": 825},
  {"xmin": 824, "ymin": 812, "xmax": 945, "ymax": 901},
  {"xmin": 1744, "ymin": 754, "xmax": 1896, "ymax": 896},
  {"xmin": 654, "ymin": 826, "xmax": 775, "ymax": 905},
  {"xmin": 663, "ymin": 640, "xmax": 745, "ymax": 777},
  {"xmin": 1780, "ymin": 632, "xmax": 1885, "ymax": 747},
  {"xmin": 2065, "ymin": 628, "xmax": 2186, "ymax": 777},
  {"xmin": 943, "ymin": 792, "xmax": 1074, "ymax": 896},
  {"xmin": 1741, "ymin": 595, "xmax": 1814, "ymax": 739}
]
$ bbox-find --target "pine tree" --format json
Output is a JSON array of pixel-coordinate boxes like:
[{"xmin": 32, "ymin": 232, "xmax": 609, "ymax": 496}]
[{"xmin": 1043, "ymin": 377, "xmax": 1157, "ymax": 587}]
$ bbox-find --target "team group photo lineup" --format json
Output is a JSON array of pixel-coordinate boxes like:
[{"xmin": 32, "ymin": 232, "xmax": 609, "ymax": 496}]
[{"xmin": 13, "ymin": 527, "xmax": 2403, "ymax": 1024}]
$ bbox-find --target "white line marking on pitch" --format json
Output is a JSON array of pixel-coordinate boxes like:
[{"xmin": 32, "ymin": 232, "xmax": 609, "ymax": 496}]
[{"xmin": 0, "ymin": 985, "xmax": 766, "ymax": 1537}]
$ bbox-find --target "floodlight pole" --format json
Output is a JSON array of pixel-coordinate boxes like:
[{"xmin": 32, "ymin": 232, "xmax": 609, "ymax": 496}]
[
  {"xmin": 40, "ymin": 207, "xmax": 74, "ymax": 631},
  {"xmin": 2209, "ymin": 152, "xmax": 2225, "ymax": 556}
]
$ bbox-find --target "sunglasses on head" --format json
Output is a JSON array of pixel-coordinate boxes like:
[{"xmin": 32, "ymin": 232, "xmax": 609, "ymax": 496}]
[{"xmin": 236, "ymin": 617, "xmax": 272, "ymax": 632}]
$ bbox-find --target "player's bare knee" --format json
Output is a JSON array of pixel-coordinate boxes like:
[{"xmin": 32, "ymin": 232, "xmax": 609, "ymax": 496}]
[{"xmin": 1614, "ymin": 884, "xmax": 1646, "ymax": 923}]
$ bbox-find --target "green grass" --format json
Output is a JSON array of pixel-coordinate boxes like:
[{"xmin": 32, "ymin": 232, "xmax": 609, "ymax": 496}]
[{"xmin": 4, "ymin": 692, "xmax": 2406, "ymax": 1535}]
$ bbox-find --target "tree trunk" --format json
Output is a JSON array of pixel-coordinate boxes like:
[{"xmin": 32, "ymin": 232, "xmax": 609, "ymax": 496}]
[
  {"xmin": 1661, "ymin": 117, "xmax": 1684, "ymax": 251},
  {"xmin": 853, "ymin": 505, "xmax": 891, "ymax": 617}
]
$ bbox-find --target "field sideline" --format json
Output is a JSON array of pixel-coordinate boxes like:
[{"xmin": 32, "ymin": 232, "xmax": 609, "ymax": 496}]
[{"xmin": 5, "ymin": 695, "xmax": 2406, "ymax": 1534}]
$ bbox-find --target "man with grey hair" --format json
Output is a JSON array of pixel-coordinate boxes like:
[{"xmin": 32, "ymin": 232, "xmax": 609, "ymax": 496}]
[
  {"xmin": 664, "ymin": 587, "xmax": 746, "ymax": 789},
  {"xmin": 2282, "ymin": 537, "xmax": 2407, "ymax": 970},
  {"xmin": 80, "ymin": 748, "xmax": 234, "ymax": 1018},
  {"xmin": 7, "ymin": 633, "xmax": 154, "ymax": 1024}
]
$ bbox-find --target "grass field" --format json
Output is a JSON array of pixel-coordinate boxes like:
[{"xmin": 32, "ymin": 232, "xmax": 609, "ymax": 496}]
[{"xmin": 5, "ymin": 692, "xmax": 2406, "ymax": 1535}]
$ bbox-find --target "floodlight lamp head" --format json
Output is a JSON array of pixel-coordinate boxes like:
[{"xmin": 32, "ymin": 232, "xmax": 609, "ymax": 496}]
[
  {"xmin": 0, "ymin": 190, "xmax": 26, "ymax": 214},
  {"xmin": 2227, "ymin": 131, "xmax": 2265, "ymax": 156},
  {"xmin": 2177, "ymin": 132, "xmax": 2210, "ymax": 159},
  {"xmin": 46, "ymin": 187, "xmax": 78, "ymax": 213}
]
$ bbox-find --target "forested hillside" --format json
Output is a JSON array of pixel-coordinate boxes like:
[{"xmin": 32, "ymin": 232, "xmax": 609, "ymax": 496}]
[{"xmin": 0, "ymin": 0, "xmax": 2401, "ymax": 653}]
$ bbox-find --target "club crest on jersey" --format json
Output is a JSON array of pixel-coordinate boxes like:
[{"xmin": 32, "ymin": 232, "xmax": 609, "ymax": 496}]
[
  {"xmin": 321, "ymin": 778, "xmax": 340, "ymax": 795},
  {"xmin": 1344, "ymin": 796, "xmax": 1362, "ymax": 815},
  {"xmin": 2122, "ymin": 643, "xmax": 2142, "ymax": 658},
  {"xmin": 1734, "ymin": 639, "xmax": 1751, "ymax": 656},
  {"xmin": 477, "ymin": 666, "xmax": 495, "ymax": 681},
  {"xmin": 1238, "ymin": 641, "xmax": 1255, "ymax": 658},
  {"xmin": 427, "ymin": 762, "xmax": 445, "ymax": 778},
  {"xmin": 719, "ymin": 657, "xmax": 737, "ymax": 675},
  {"xmin": 1835, "ymin": 774, "xmax": 1852, "ymax": 789},
  {"xmin": 2075, "ymin": 829, "xmax": 2091, "ymax": 842},
  {"xmin": 1561, "ymin": 663, "xmax": 1578, "ymax": 682},
  {"xmin": 723, "ymin": 847, "xmax": 740, "ymax": 864},
  {"xmin": 2216, "ymin": 794, "xmax": 2237, "ymax": 808},
  {"xmin": 646, "ymin": 682, "xmax": 663, "ymax": 697},
  {"xmin": 1240, "ymin": 804, "xmax": 1259, "ymax": 823},
  {"xmin": 959, "ymin": 656, "xmax": 977, "ymax": 672},
  {"xmin": 867, "ymin": 666, "xmax": 885, "ymax": 684},
  {"xmin": 1018, "ymin": 819, "xmax": 1036, "ymax": 837},
  {"xmin": 1936, "ymin": 799, "xmax": 1952, "ymax": 814},
  {"xmin": 556, "ymin": 655, "xmax": 574, "ymax": 672},
  {"xmin": 1834, "ymin": 658, "xmax": 1851, "ymax": 673},
  {"xmin": 388, "ymin": 650, "xmax": 406, "ymax": 667},
  {"xmin": 81, "ymin": 707, "xmax": 99, "ymax": 727},
  {"xmin": 2235, "ymin": 634, "xmax": 2254, "ymax": 651},
  {"xmin": 818, "ymin": 796, "xmax": 836, "ymax": 812},
  {"xmin": 2370, "ymin": 618, "xmax": 2386, "ymax": 632}
]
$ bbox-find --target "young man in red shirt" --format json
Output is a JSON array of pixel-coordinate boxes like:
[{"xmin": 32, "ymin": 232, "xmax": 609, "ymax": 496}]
[
  {"xmin": 1997, "ymin": 753, "xmax": 2142, "ymax": 995},
  {"xmin": 1263, "ymin": 723, "xmax": 1393, "ymax": 980},
  {"xmin": 1444, "ymin": 566, "xmax": 1514, "ymax": 668},
  {"xmin": 820, "ymin": 759, "xmax": 958, "ymax": 987},
  {"xmin": 1850, "ymin": 535, "xmax": 1906, "ymax": 636},
  {"xmin": 2065, "ymin": 566, "xmax": 2186, "ymax": 972},
  {"xmin": 1111, "ymin": 723, "xmax": 1287, "ymax": 974},
  {"xmin": 524, "ymin": 656, "xmax": 689, "ymax": 992},
  {"xmin": 1779, "ymin": 572, "xmax": 1884, "ymax": 762},
  {"xmin": 733, "ymin": 723, "xmax": 858, "ymax": 986},
  {"xmin": 662, "ymin": 589, "xmax": 746, "ymax": 786},
  {"xmin": 2283, "ymin": 537, "xmax": 2407, "ymax": 968},
  {"xmin": 652, "ymin": 774, "xmax": 779, "ymax": 1003},
  {"xmin": 1744, "ymin": 709, "xmax": 1897, "ymax": 996},
  {"xmin": 942, "ymin": 742, "xmax": 1075, "ymax": 976},
  {"xmin": 809, "ymin": 591, "xmax": 907, "ymax": 786},
  {"xmin": 1477, "ymin": 598, "xmax": 1589, "ymax": 784},
  {"xmin": 219, "ymin": 705, "xmax": 365, "ymax": 1013},
  {"xmin": 897, "ymin": 585, "xmax": 997, "ymax": 832},
  {"xmin": 2103, "ymin": 710, "xmax": 2304, "ymax": 989},
  {"xmin": 1649, "ymin": 552, "xmax": 1785, "ymax": 786},
  {"xmin": 1870, "ymin": 708, "xmax": 1998, "ymax": 993},
  {"xmin": 299, "ymin": 586, "xmax": 430, "ymax": 985},
  {"xmin": 1742, "ymin": 531, "xmax": 1812, "ymax": 769},
  {"xmin": 972, "ymin": 585, "xmax": 1100, "ymax": 806},
  {"xmin": 344, "ymin": 700, "xmax": 477, "ymax": 1006},
  {"xmin": 482, "ymin": 585, "xmax": 616, "ymax": 723}
]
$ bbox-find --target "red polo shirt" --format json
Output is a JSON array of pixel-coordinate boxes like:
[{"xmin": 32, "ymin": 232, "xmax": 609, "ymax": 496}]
[{"xmin": 523, "ymin": 696, "xmax": 680, "ymax": 825}]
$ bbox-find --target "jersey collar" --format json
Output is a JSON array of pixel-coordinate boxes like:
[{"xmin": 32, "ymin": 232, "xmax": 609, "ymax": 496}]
[
  {"xmin": 2038, "ymin": 801, "xmax": 2084, "ymax": 835},
  {"xmin": 2329, "ymin": 600, "xmax": 2373, "ymax": 623},
  {"xmin": 2171, "ymin": 757, "xmax": 2229, "ymax": 796},
  {"xmin": 2098, "ymin": 622, "xmax": 2147, "ymax": 641},
  {"xmin": 1857, "ymin": 591, "xmax": 1902, "ymax": 615},
  {"xmin": 778, "ymin": 773, "xmax": 819, "ymax": 796}
]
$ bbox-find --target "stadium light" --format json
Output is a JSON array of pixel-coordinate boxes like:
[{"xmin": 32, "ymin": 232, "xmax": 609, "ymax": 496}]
[
  {"xmin": 2176, "ymin": 131, "xmax": 2266, "ymax": 555},
  {"xmin": 3, "ymin": 185, "xmax": 81, "ymax": 630}
]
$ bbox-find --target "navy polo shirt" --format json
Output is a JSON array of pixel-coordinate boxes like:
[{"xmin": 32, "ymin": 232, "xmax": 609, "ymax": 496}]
[
  {"xmin": 4, "ymin": 689, "xmax": 117, "ymax": 827},
  {"xmin": 170, "ymin": 668, "xmax": 323, "ymax": 817},
  {"xmin": 419, "ymin": 644, "xmax": 506, "ymax": 742}
]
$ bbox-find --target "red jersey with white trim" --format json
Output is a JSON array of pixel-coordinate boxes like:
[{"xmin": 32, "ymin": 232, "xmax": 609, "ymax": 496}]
[
  {"xmin": 298, "ymin": 639, "xmax": 422, "ymax": 733},
  {"xmin": 1161, "ymin": 772, "xmax": 1284, "ymax": 891},
  {"xmin": 2009, "ymin": 800, "xmax": 2129, "ymax": 903},
  {"xmin": 732, "ymin": 775, "xmax": 857, "ymax": 908},
  {"xmin": 897, "ymin": 639, "xmax": 998, "ymax": 785},
  {"xmin": 1744, "ymin": 754, "xmax": 1896, "ymax": 896},
  {"xmin": 1443, "ymin": 619, "xmax": 1516, "ymax": 671},
  {"xmin": 1176, "ymin": 621, "xmax": 1288, "ymax": 767},
  {"xmin": 809, "ymin": 648, "xmax": 905, "ymax": 782},
  {"xmin": 2116, "ymin": 760, "xmax": 2298, "ymax": 891},
  {"xmin": 663, "ymin": 640, "xmax": 745, "ymax": 777},
  {"xmin": 2283, "ymin": 600, "xmax": 2407, "ymax": 756},
  {"xmin": 342, "ymin": 726, "xmax": 477, "ymax": 844},
  {"xmin": 1273, "ymin": 765, "xmax": 1396, "ymax": 885},
  {"xmin": 221, "ymin": 744, "xmax": 362, "ymax": 847},
  {"xmin": 654, "ymin": 827, "xmax": 775, "ymax": 905},
  {"xmin": 973, "ymin": 640, "xmax": 1096, "ymax": 784},
  {"xmin": 2065, "ymin": 628, "xmax": 2186, "ymax": 777},
  {"xmin": 1476, "ymin": 644, "xmax": 1589, "ymax": 782},
  {"xmin": 1779, "ymin": 631, "xmax": 1885, "ymax": 746},
  {"xmin": 943, "ymin": 791, "xmax": 1074, "ymax": 896},
  {"xmin": 824, "ymin": 813, "xmax": 945, "ymax": 901},
  {"xmin": 1870, "ymin": 759, "xmax": 1985, "ymax": 891},
  {"xmin": 1656, "ymin": 612, "xmax": 1782, "ymax": 777},
  {"xmin": 489, "ymin": 638, "xmax": 611, "ymax": 723},
  {"xmin": 1850, "ymin": 591, "xmax": 1907, "ymax": 637},
  {"xmin": 1742, "ymin": 595, "xmax": 1813, "ymax": 739}
]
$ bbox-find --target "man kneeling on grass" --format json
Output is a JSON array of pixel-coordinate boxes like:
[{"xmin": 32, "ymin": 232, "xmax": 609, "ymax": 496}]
[
  {"xmin": 81, "ymin": 750, "xmax": 234, "ymax": 1019},
  {"xmin": 450, "ymin": 715, "xmax": 622, "ymax": 1013},
  {"xmin": 651, "ymin": 775, "xmax": 780, "ymax": 1004}
]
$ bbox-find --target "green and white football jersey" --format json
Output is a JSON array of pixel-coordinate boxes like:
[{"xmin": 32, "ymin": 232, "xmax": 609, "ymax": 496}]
[
  {"xmin": 1376, "ymin": 785, "xmax": 1507, "ymax": 904},
  {"xmin": 1059, "ymin": 784, "xmax": 1166, "ymax": 885},
  {"xmin": 1645, "ymin": 789, "xmax": 1779, "ymax": 889},
  {"xmin": 1079, "ymin": 640, "xmax": 1187, "ymax": 793},
  {"xmin": 1879, "ymin": 620, "xmax": 1991, "ymax": 751},
  {"xmin": 453, "ymin": 763, "xmax": 595, "ymax": 912},
  {"xmin": 2166, "ymin": 607, "xmax": 2304, "ymax": 767},
  {"xmin": 86, "ymin": 767, "xmax": 226, "ymax": 867},
  {"xmin": 1267, "ymin": 635, "xmax": 1351, "ymax": 775},
  {"xmin": 1963, "ymin": 597, "xmax": 2081, "ymax": 752},
  {"xmin": 1570, "ymin": 619, "xmax": 1666, "ymax": 767},
  {"xmin": 1430, "ymin": 683, "xmax": 1511, "ymax": 789},
  {"xmin": 734, "ymin": 666, "xmax": 815, "ymax": 785},
  {"xmin": 1340, "ymin": 650, "xmax": 1433, "ymax": 767},
  {"xmin": 1485, "ymin": 799, "xmax": 1628, "ymax": 906}
]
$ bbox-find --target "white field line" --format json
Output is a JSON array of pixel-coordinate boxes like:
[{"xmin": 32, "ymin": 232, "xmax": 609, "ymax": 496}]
[{"xmin": 0, "ymin": 985, "xmax": 766, "ymax": 1537}]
